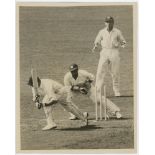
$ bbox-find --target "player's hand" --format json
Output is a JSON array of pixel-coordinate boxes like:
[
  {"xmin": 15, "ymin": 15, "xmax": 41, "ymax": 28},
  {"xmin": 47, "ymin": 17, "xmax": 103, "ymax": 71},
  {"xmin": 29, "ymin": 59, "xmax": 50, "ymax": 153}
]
[
  {"xmin": 47, "ymin": 98, "xmax": 58, "ymax": 105},
  {"xmin": 91, "ymin": 45, "xmax": 97, "ymax": 53},
  {"xmin": 79, "ymin": 87, "xmax": 88, "ymax": 95},
  {"xmin": 121, "ymin": 45, "xmax": 125, "ymax": 48},
  {"xmin": 120, "ymin": 41, "xmax": 126, "ymax": 48},
  {"xmin": 35, "ymin": 102, "xmax": 43, "ymax": 109},
  {"xmin": 34, "ymin": 94, "xmax": 40, "ymax": 103}
]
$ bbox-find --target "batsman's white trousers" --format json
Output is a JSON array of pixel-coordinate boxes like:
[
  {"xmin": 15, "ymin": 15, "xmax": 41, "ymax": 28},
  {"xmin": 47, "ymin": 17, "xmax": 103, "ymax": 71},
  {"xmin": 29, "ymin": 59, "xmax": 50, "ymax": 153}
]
[
  {"xmin": 42, "ymin": 87, "xmax": 86, "ymax": 126},
  {"xmin": 96, "ymin": 48, "xmax": 120, "ymax": 97},
  {"xmin": 42, "ymin": 95, "xmax": 55, "ymax": 126}
]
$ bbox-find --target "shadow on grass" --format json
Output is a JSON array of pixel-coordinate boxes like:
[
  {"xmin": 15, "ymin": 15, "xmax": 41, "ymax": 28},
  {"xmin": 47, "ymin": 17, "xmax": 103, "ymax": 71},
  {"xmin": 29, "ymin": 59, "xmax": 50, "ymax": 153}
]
[
  {"xmin": 108, "ymin": 95, "xmax": 134, "ymax": 98},
  {"xmin": 88, "ymin": 117, "xmax": 133, "ymax": 121},
  {"xmin": 58, "ymin": 125, "xmax": 102, "ymax": 131}
]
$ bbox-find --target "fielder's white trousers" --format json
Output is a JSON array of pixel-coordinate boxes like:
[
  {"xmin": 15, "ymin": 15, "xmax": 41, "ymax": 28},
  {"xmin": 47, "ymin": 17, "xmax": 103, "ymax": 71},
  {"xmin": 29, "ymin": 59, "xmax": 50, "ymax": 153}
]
[
  {"xmin": 96, "ymin": 48, "xmax": 120, "ymax": 97},
  {"xmin": 89, "ymin": 85, "xmax": 120, "ymax": 115},
  {"xmin": 70, "ymin": 84, "xmax": 120, "ymax": 116}
]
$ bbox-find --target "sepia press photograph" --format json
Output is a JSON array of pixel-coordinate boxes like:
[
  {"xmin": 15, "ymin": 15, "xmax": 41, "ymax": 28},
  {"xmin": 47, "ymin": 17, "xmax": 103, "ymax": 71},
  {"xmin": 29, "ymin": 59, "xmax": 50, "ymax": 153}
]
[{"xmin": 16, "ymin": 2, "xmax": 137, "ymax": 153}]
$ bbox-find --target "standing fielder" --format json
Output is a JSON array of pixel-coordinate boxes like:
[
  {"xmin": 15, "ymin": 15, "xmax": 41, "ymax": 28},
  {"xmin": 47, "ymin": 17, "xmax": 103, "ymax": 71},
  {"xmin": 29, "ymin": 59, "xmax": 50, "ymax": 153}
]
[
  {"xmin": 28, "ymin": 77, "xmax": 88, "ymax": 130},
  {"xmin": 92, "ymin": 16, "xmax": 126, "ymax": 98},
  {"xmin": 64, "ymin": 64, "xmax": 122, "ymax": 120}
]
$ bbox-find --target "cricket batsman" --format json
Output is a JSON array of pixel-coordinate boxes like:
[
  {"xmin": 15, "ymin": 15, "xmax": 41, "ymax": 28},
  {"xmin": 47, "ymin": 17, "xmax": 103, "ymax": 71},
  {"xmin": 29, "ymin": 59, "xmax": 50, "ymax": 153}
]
[
  {"xmin": 64, "ymin": 64, "xmax": 122, "ymax": 120},
  {"xmin": 28, "ymin": 76, "xmax": 88, "ymax": 131},
  {"xmin": 92, "ymin": 16, "xmax": 126, "ymax": 98}
]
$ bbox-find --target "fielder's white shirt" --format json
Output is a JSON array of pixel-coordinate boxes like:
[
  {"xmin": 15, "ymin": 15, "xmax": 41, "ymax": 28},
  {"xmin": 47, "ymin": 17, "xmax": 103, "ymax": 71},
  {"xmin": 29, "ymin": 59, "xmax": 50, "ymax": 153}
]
[
  {"xmin": 64, "ymin": 70, "xmax": 95, "ymax": 87},
  {"xmin": 94, "ymin": 27, "xmax": 126, "ymax": 49}
]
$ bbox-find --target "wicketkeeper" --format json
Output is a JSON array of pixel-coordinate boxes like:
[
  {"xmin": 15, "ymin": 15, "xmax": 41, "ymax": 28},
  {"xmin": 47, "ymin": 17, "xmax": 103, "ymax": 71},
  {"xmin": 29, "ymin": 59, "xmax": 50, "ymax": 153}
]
[
  {"xmin": 64, "ymin": 64, "xmax": 122, "ymax": 120},
  {"xmin": 28, "ymin": 77, "xmax": 88, "ymax": 130}
]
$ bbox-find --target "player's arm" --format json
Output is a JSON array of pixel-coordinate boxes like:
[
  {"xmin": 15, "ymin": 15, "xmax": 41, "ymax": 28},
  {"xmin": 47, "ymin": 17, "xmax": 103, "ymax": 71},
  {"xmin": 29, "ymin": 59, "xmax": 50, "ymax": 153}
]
[
  {"xmin": 64, "ymin": 75, "xmax": 80, "ymax": 91},
  {"xmin": 63, "ymin": 74, "xmax": 79, "ymax": 96},
  {"xmin": 83, "ymin": 70, "xmax": 95, "ymax": 83},
  {"xmin": 71, "ymin": 85, "xmax": 80, "ymax": 91},
  {"xmin": 92, "ymin": 30, "xmax": 102, "ymax": 52},
  {"xmin": 118, "ymin": 30, "xmax": 126, "ymax": 48},
  {"xmin": 36, "ymin": 99, "xmax": 58, "ymax": 109},
  {"xmin": 36, "ymin": 84, "xmax": 58, "ymax": 109},
  {"xmin": 71, "ymin": 73, "xmax": 94, "ymax": 92},
  {"xmin": 36, "ymin": 98, "xmax": 58, "ymax": 109},
  {"xmin": 75, "ymin": 71, "xmax": 95, "ymax": 94},
  {"xmin": 64, "ymin": 73, "xmax": 77, "ymax": 91},
  {"xmin": 46, "ymin": 84, "xmax": 59, "ymax": 104}
]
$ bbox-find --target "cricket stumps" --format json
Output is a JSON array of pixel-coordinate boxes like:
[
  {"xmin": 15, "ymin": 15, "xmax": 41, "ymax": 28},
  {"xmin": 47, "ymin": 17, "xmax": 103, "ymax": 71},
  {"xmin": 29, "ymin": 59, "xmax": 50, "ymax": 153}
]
[{"xmin": 95, "ymin": 85, "xmax": 107, "ymax": 121}]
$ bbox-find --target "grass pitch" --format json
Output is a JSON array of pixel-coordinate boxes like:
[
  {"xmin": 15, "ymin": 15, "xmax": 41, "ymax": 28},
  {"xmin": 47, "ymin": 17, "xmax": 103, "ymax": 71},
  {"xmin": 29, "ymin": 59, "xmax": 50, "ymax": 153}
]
[{"xmin": 18, "ymin": 5, "xmax": 135, "ymax": 150}]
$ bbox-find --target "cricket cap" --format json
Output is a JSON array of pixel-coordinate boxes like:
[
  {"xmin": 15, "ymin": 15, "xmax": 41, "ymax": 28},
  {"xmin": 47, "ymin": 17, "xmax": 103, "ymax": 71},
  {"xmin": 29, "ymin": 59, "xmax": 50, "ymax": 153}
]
[
  {"xmin": 69, "ymin": 64, "xmax": 78, "ymax": 71},
  {"xmin": 105, "ymin": 16, "xmax": 114, "ymax": 23}
]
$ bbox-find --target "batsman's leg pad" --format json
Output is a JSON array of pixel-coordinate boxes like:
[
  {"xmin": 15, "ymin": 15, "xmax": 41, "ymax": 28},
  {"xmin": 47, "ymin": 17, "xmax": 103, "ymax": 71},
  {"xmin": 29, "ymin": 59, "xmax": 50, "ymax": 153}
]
[
  {"xmin": 42, "ymin": 106, "xmax": 57, "ymax": 130},
  {"xmin": 60, "ymin": 101, "xmax": 86, "ymax": 121},
  {"xmin": 43, "ymin": 105, "xmax": 52, "ymax": 118},
  {"xmin": 47, "ymin": 114, "xmax": 56, "ymax": 126}
]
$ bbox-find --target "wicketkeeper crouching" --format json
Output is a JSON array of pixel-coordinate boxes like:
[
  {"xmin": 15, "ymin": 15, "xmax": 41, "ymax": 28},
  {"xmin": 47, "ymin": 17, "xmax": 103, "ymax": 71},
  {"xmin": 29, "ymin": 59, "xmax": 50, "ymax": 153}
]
[
  {"xmin": 64, "ymin": 64, "xmax": 122, "ymax": 120},
  {"xmin": 28, "ymin": 77, "xmax": 88, "ymax": 131}
]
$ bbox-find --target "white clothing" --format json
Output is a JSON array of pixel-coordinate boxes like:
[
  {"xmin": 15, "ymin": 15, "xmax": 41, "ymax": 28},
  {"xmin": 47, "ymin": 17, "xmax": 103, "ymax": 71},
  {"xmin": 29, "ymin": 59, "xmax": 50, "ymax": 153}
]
[
  {"xmin": 64, "ymin": 70, "xmax": 120, "ymax": 116},
  {"xmin": 64, "ymin": 70, "xmax": 95, "ymax": 87},
  {"xmin": 94, "ymin": 27, "xmax": 126, "ymax": 96},
  {"xmin": 31, "ymin": 79, "xmax": 87, "ymax": 128},
  {"xmin": 94, "ymin": 27, "xmax": 126, "ymax": 49}
]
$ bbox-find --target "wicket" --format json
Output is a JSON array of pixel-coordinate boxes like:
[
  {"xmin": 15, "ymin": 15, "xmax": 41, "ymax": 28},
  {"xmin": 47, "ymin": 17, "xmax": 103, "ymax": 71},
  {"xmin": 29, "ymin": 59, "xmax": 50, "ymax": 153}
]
[{"xmin": 95, "ymin": 85, "xmax": 107, "ymax": 121}]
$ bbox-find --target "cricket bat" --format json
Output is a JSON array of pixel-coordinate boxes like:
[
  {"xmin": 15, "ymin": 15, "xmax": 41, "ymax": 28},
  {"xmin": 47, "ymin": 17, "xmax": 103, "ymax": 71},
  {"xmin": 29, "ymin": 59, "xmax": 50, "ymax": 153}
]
[
  {"xmin": 31, "ymin": 68, "xmax": 38, "ymax": 95},
  {"xmin": 31, "ymin": 68, "xmax": 42, "ymax": 109}
]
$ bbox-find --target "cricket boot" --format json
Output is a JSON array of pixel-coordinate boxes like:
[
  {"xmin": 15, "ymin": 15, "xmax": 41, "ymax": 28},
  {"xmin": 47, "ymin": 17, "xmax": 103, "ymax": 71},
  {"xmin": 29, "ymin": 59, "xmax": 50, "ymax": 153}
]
[
  {"xmin": 83, "ymin": 112, "xmax": 89, "ymax": 126},
  {"xmin": 116, "ymin": 111, "xmax": 122, "ymax": 119},
  {"xmin": 115, "ymin": 92, "xmax": 121, "ymax": 97},
  {"xmin": 69, "ymin": 112, "xmax": 78, "ymax": 120},
  {"xmin": 42, "ymin": 117, "xmax": 57, "ymax": 131}
]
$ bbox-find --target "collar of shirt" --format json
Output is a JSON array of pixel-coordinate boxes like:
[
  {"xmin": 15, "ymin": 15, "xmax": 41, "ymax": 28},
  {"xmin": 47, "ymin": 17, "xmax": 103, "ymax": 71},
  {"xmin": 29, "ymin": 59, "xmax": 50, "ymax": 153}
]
[
  {"xmin": 105, "ymin": 27, "xmax": 116, "ymax": 33},
  {"xmin": 69, "ymin": 70, "xmax": 87, "ymax": 85}
]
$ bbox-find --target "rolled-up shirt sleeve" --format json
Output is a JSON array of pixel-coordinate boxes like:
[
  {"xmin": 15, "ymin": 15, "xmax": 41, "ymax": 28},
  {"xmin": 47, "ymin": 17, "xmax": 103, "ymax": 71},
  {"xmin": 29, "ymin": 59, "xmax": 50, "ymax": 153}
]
[{"xmin": 82, "ymin": 70, "xmax": 95, "ymax": 82}]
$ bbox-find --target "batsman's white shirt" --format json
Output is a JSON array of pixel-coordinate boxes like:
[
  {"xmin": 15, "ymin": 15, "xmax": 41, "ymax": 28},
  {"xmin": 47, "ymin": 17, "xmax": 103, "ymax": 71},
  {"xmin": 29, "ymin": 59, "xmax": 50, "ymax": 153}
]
[
  {"xmin": 32, "ymin": 79, "xmax": 87, "ymax": 126},
  {"xmin": 94, "ymin": 27, "xmax": 126, "ymax": 49},
  {"xmin": 64, "ymin": 69, "xmax": 95, "ymax": 87},
  {"xmin": 37, "ymin": 79, "xmax": 63, "ymax": 102},
  {"xmin": 31, "ymin": 79, "xmax": 65, "ymax": 128}
]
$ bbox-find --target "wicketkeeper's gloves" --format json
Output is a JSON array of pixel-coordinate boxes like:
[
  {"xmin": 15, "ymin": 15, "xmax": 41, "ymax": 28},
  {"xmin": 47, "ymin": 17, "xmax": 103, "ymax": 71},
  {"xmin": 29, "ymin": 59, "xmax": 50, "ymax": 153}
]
[
  {"xmin": 79, "ymin": 87, "xmax": 88, "ymax": 94},
  {"xmin": 71, "ymin": 79, "xmax": 93, "ymax": 95}
]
